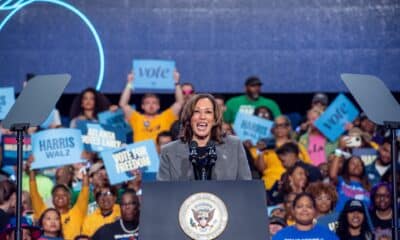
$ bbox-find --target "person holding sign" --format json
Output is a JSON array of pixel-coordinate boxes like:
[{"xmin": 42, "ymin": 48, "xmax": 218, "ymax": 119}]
[
  {"xmin": 223, "ymin": 76, "xmax": 281, "ymax": 124},
  {"xmin": 157, "ymin": 94, "xmax": 251, "ymax": 181},
  {"xmin": 299, "ymin": 107, "xmax": 338, "ymax": 166},
  {"xmin": 119, "ymin": 71, "xmax": 184, "ymax": 143},
  {"xmin": 253, "ymin": 116, "xmax": 311, "ymax": 190},
  {"xmin": 69, "ymin": 87, "xmax": 115, "ymax": 128},
  {"xmin": 27, "ymin": 156, "xmax": 90, "ymax": 240}
]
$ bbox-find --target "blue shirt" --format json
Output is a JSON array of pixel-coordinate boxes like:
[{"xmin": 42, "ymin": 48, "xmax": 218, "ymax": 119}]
[
  {"xmin": 335, "ymin": 176, "xmax": 370, "ymax": 212},
  {"xmin": 273, "ymin": 224, "xmax": 339, "ymax": 240}
]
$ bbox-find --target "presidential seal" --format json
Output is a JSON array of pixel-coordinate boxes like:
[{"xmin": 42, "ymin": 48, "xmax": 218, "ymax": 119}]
[{"xmin": 179, "ymin": 192, "xmax": 228, "ymax": 240}]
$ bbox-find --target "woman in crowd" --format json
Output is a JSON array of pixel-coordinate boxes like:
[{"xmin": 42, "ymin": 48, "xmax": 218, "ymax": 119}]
[
  {"xmin": 157, "ymin": 93, "xmax": 251, "ymax": 181},
  {"xmin": 69, "ymin": 88, "xmax": 113, "ymax": 128},
  {"xmin": 38, "ymin": 208, "xmax": 64, "ymax": 240},
  {"xmin": 330, "ymin": 155, "xmax": 371, "ymax": 211},
  {"xmin": 336, "ymin": 199, "xmax": 374, "ymax": 240},
  {"xmin": 306, "ymin": 181, "xmax": 339, "ymax": 231},
  {"xmin": 299, "ymin": 107, "xmax": 337, "ymax": 166},
  {"xmin": 281, "ymin": 163, "xmax": 309, "ymax": 196},
  {"xmin": 273, "ymin": 192, "xmax": 339, "ymax": 240},
  {"xmin": 254, "ymin": 115, "xmax": 311, "ymax": 190}
]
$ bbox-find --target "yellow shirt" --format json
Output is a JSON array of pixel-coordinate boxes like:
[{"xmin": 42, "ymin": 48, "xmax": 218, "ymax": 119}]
[
  {"xmin": 81, "ymin": 204, "xmax": 121, "ymax": 236},
  {"xmin": 30, "ymin": 180, "xmax": 89, "ymax": 240},
  {"xmin": 251, "ymin": 144, "xmax": 311, "ymax": 190},
  {"xmin": 129, "ymin": 108, "xmax": 177, "ymax": 142}
]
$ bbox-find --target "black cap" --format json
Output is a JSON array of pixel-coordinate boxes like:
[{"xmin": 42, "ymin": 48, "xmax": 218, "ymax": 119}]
[
  {"xmin": 245, "ymin": 76, "xmax": 262, "ymax": 86},
  {"xmin": 269, "ymin": 216, "xmax": 287, "ymax": 227},
  {"xmin": 343, "ymin": 199, "xmax": 364, "ymax": 213}
]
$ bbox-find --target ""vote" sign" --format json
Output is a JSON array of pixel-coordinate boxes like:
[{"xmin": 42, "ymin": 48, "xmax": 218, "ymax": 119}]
[
  {"xmin": 314, "ymin": 94, "xmax": 359, "ymax": 142},
  {"xmin": 133, "ymin": 59, "xmax": 175, "ymax": 90},
  {"xmin": 31, "ymin": 128, "xmax": 84, "ymax": 169}
]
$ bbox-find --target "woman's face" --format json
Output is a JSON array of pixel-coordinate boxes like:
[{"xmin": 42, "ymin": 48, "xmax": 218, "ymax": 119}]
[
  {"xmin": 315, "ymin": 192, "xmax": 332, "ymax": 215},
  {"xmin": 273, "ymin": 117, "xmax": 290, "ymax": 138},
  {"xmin": 190, "ymin": 98, "xmax": 215, "ymax": 142},
  {"xmin": 81, "ymin": 91, "xmax": 95, "ymax": 111},
  {"xmin": 289, "ymin": 167, "xmax": 307, "ymax": 191},
  {"xmin": 41, "ymin": 210, "xmax": 61, "ymax": 235},
  {"xmin": 347, "ymin": 211, "xmax": 364, "ymax": 229},
  {"xmin": 293, "ymin": 196, "xmax": 316, "ymax": 225},
  {"xmin": 52, "ymin": 188, "xmax": 70, "ymax": 209},
  {"xmin": 348, "ymin": 157, "xmax": 363, "ymax": 177}
]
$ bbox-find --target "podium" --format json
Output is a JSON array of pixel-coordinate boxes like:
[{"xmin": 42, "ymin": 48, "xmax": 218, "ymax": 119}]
[{"xmin": 140, "ymin": 180, "xmax": 268, "ymax": 240}]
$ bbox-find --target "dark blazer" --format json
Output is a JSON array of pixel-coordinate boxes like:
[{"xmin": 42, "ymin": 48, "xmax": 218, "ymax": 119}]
[{"xmin": 157, "ymin": 135, "xmax": 252, "ymax": 181}]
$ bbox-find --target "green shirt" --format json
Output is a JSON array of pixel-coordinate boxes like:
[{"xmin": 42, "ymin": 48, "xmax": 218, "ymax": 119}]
[
  {"xmin": 223, "ymin": 95, "xmax": 281, "ymax": 124},
  {"xmin": 23, "ymin": 173, "xmax": 54, "ymax": 203}
]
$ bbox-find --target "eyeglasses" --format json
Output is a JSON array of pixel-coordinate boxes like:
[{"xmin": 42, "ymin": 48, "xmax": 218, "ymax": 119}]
[
  {"xmin": 275, "ymin": 123, "xmax": 290, "ymax": 128},
  {"xmin": 96, "ymin": 191, "xmax": 113, "ymax": 198},
  {"xmin": 182, "ymin": 90, "xmax": 194, "ymax": 95},
  {"xmin": 375, "ymin": 193, "xmax": 390, "ymax": 199},
  {"xmin": 120, "ymin": 201, "xmax": 139, "ymax": 207}
]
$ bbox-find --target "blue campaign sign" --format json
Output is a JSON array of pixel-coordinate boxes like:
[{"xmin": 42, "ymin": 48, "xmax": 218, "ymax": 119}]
[
  {"xmin": 101, "ymin": 140, "xmax": 159, "ymax": 185},
  {"xmin": 77, "ymin": 121, "xmax": 125, "ymax": 152},
  {"xmin": 98, "ymin": 107, "xmax": 134, "ymax": 135},
  {"xmin": 0, "ymin": 87, "xmax": 15, "ymax": 120},
  {"xmin": 133, "ymin": 59, "xmax": 175, "ymax": 90},
  {"xmin": 233, "ymin": 112, "xmax": 274, "ymax": 145},
  {"xmin": 314, "ymin": 94, "xmax": 360, "ymax": 142},
  {"xmin": 31, "ymin": 128, "xmax": 84, "ymax": 169},
  {"xmin": 1, "ymin": 134, "xmax": 31, "ymax": 165}
]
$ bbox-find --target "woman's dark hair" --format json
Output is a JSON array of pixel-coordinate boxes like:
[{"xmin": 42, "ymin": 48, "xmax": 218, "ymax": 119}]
[
  {"xmin": 254, "ymin": 106, "xmax": 274, "ymax": 120},
  {"xmin": 292, "ymin": 192, "xmax": 316, "ymax": 209},
  {"xmin": 281, "ymin": 162, "xmax": 309, "ymax": 195},
  {"xmin": 179, "ymin": 94, "xmax": 224, "ymax": 144},
  {"xmin": 38, "ymin": 208, "xmax": 63, "ymax": 238},
  {"xmin": 69, "ymin": 88, "xmax": 111, "ymax": 119},
  {"xmin": 370, "ymin": 182, "xmax": 392, "ymax": 211},
  {"xmin": 336, "ymin": 200, "xmax": 373, "ymax": 240},
  {"xmin": 340, "ymin": 156, "xmax": 370, "ymax": 191}
]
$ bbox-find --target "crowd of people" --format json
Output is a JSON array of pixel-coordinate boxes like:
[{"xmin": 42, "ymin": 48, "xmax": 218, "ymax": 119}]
[{"xmin": 0, "ymin": 72, "xmax": 398, "ymax": 240}]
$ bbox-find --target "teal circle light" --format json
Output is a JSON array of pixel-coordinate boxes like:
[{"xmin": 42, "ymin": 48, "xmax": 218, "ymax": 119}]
[{"xmin": 0, "ymin": 0, "xmax": 105, "ymax": 90}]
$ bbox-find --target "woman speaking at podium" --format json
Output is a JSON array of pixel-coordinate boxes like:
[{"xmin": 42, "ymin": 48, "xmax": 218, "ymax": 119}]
[{"xmin": 157, "ymin": 94, "xmax": 251, "ymax": 181}]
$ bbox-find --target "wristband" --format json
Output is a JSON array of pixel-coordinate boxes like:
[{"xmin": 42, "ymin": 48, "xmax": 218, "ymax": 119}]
[{"xmin": 126, "ymin": 82, "xmax": 133, "ymax": 90}]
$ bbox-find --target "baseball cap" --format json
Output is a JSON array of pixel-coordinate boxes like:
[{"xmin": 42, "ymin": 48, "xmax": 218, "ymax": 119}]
[
  {"xmin": 245, "ymin": 76, "xmax": 262, "ymax": 86},
  {"xmin": 312, "ymin": 93, "xmax": 328, "ymax": 106},
  {"xmin": 269, "ymin": 216, "xmax": 287, "ymax": 227},
  {"xmin": 343, "ymin": 199, "xmax": 364, "ymax": 213}
]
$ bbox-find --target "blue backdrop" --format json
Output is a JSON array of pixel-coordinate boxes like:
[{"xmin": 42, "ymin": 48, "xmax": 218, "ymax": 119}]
[{"xmin": 0, "ymin": 0, "xmax": 399, "ymax": 93}]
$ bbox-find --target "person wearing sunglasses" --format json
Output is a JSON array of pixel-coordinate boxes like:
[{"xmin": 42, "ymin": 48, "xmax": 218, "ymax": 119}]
[{"xmin": 81, "ymin": 184, "xmax": 120, "ymax": 237}]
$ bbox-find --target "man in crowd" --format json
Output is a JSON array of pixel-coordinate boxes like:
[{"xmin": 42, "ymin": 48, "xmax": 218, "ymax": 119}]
[
  {"xmin": 119, "ymin": 71, "xmax": 184, "ymax": 143},
  {"xmin": 223, "ymin": 76, "xmax": 281, "ymax": 124},
  {"xmin": 92, "ymin": 189, "xmax": 140, "ymax": 240},
  {"xmin": 276, "ymin": 142, "xmax": 322, "ymax": 183},
  {"xmin": 365, "ymin": 138, "xmax": 391, "ymax": 186},
  {"xmin": 156, "ymin": 131, "xmax": 173, "ymax": 154}
]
